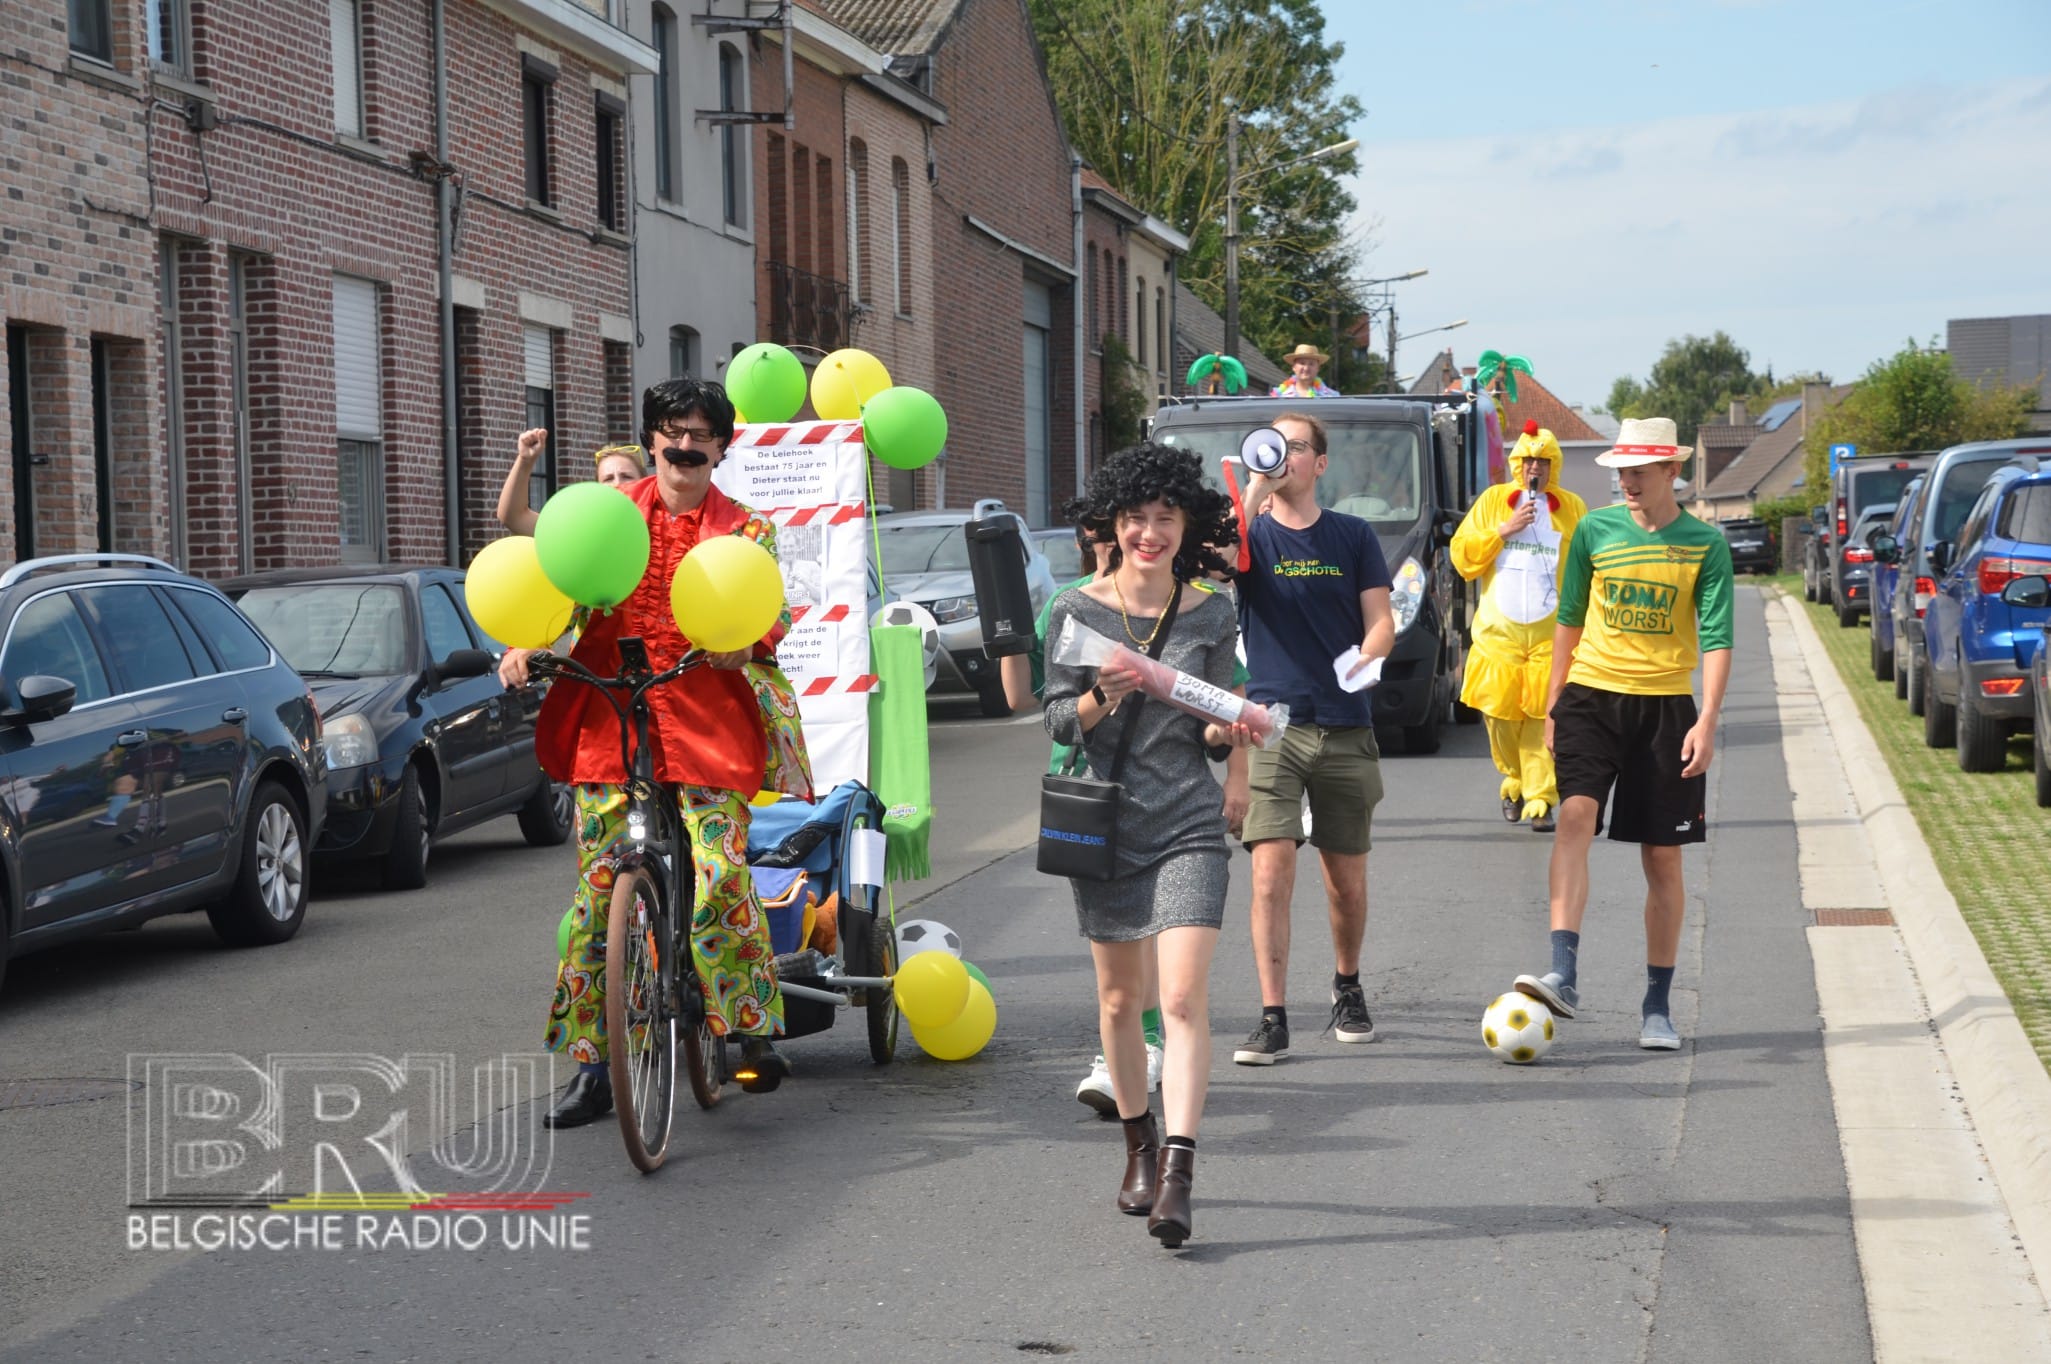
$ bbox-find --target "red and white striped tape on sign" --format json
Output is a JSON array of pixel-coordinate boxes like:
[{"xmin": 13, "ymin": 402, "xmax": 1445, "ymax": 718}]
[
  {"xmin": 733, "ymin": 421, "xmax": 862, "ymax": 447},
  {"xmin": 788, "ymin": 604, "xmax": 852, "ymax": 625},
  {"xmin": 760, "ymin": 501, "xmax": 867, "ymax": 526},
  {"xmin": 800, "ymin": 673, "xmax": 879, "ymax": 697}
]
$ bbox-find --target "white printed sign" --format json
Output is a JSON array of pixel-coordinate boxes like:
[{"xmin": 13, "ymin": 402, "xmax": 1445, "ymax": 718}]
[{"xmin": 714, "ymin": 423, "xmax": 872, "ymax": 791}]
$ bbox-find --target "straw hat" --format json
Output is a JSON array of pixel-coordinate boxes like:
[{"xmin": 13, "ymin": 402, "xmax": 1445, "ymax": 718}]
[
  {"xmin": 1283, "ymin": 343, "xmax": 1331, "ymax": 367},
  {"xmin": 1595, "ymin": 416, "xmax": 1692, "ymax": 468}
]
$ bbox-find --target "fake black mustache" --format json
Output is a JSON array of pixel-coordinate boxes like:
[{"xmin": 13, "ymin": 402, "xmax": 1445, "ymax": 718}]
[{"xmin": 659, "ymin": 447, "xmax": 709, "ymax": 468}]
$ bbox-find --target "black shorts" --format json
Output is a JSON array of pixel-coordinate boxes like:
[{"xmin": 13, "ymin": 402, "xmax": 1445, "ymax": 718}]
[{"xmin": 1551, "ymin": 683, "xmax": 1707, "ymax": 845}]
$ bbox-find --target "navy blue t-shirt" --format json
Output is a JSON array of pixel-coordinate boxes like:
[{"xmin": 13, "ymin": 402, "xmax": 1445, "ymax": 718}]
[{"xmin": 1237, "ymin": 509, "xmax": 1392, "ymax": 728}]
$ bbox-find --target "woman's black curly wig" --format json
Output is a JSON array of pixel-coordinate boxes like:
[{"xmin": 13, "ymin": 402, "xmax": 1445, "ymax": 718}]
[{"xmin": 1076, "ymin": 442, "xmax": 1238, "ymax": 582}]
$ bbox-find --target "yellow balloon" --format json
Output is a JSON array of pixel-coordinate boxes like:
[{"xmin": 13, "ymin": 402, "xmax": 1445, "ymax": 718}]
[
  {"xmin": 809, "ymin": 348, "xmax": 892, "ymax": 421},
  {"xmin": 464, "ymin": 536, "xmax": 577, "ymax": 649},
  {"xmin": 670, "ymin": 535, "xmax": 785, "ymax": 652},
  {"xmin": 892, "ymin": 949, "xmax": 970, "ymax": 1029},
  {"xmin": 734, "ymin": 407, "xmax": 750, "ymax": 426},
  {"xmin": 912, "ymin": 979, "xmax": 996, "ymax": 1061}
]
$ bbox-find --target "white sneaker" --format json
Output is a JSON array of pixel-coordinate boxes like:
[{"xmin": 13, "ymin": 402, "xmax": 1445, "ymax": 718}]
[
  {"xmin": 1145, "ymin": 1042, "xmax": 1164, "ymax": 1093},
  {"xmin": 1075, "ymin": 1055, "xmax": 1116, "ymax": 1115}
]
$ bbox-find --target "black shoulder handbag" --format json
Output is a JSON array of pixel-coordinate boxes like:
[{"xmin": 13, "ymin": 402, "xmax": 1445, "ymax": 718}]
[{"xmin": 1036, "ymin": 582, "xmax": 1182, "ymax": 882}]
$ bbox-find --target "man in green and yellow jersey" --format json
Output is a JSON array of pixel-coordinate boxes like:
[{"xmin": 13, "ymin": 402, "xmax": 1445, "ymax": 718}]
[{"xmin": 1511, "ymin": 417, "xmax": 1734, "ymax": 1052}]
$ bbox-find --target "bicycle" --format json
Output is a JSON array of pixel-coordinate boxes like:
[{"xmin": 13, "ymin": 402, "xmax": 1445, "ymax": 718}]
[{"xmin": 529, "ymin": 638, "xmax": 734, "ymax": 1173}]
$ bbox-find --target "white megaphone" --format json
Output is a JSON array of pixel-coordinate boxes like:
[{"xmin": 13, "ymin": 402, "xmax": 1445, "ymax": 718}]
[{"xmin": 1231, "ymin": 426, "xmax": 1289, "ymax": 477}]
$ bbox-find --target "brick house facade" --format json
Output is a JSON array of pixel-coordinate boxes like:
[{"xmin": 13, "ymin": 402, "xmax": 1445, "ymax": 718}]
[
  {"xmin": 3, "ymin": 0, "xmax": 654, "ymax": 576},
  {"xmin": 1081, "ymin": 170, "xmax": 1185, "ymax": 466},
  {"xmin": 814, "ymin": 0, "xmax": 1081, "ymax": 526}
]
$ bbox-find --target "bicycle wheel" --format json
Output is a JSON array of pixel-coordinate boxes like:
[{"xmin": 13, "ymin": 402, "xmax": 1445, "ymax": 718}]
[
  {"xmin": 605, "ymin": 865, "xmax": 677, "ymax": 1173},
  {"xmin": 866, "ymin": 914, "xmax": 899, "ymax": 1065},
  {"xmin": 680, "ymin": 968, "xmax": 725, "ymax": 1110}
]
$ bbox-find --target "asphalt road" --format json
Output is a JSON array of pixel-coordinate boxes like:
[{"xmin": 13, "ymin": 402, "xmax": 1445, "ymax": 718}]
[{"xmin": 0, "ymin": 589, "xmax": 1870, "ymax": 1362}]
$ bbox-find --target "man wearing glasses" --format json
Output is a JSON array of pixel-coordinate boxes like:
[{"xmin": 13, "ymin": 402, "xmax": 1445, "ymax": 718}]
[
  {"xmin": 1228, "ymin": 412, "xmax": 1396, "ymax": 1065},
  {"xmin": 498, "ymin": 378, "xmax": 814, "ymax": 1128}
]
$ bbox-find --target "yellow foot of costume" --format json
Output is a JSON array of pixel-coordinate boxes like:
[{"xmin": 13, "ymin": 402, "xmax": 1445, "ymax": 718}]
[
  {"xmin": 1501, "ymin": 784, "xmax": 1524, "ymax": 823},
  {"xmin": 1522, "ymin": 799, "xmax": 1556, "ymax": 833}
]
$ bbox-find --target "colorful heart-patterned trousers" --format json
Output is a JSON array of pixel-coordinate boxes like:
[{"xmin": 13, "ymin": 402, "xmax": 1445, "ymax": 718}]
[{"xmin": 544, "ymin": 783, "xmax": 784, "ymax": 1064}]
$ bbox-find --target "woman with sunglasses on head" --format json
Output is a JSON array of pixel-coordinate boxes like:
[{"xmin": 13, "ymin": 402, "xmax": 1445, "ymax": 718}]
[
  {"xmin": 1043, "ymin": 442, "xmax": 1253, "ymax": 1248},
  {"xmin": 495, "ymin": 430, "xmax": 649, "ymax": 535},
  {"xmin": 495, "ymin": 379, "xmax": 813, "ymax": 1129}
]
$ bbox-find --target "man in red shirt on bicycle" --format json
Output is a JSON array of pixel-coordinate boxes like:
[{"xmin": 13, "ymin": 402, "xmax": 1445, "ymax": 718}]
[{"xmin": 498, "ymin": 379, "xmax": 813, "ymax": 1128}]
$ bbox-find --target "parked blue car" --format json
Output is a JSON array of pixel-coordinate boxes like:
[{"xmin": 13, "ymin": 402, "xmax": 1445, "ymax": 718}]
[
  {"xmin": 1918, "ymin": 460, "xmax": 2051, "ymax": 770},
  {"xmin": 1869, "ymin": 477, "xmax": 1924, "ymax": 684}
]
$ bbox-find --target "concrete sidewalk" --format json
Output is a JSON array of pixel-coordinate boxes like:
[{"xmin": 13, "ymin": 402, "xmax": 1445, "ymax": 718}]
[{"xmin": 1769, "ymin": 594, "xmax": 2051, "ymax": 1359}]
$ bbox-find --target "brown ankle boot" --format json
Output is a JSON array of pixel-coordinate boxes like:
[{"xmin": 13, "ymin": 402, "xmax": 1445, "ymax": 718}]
[
  {"xmin": 1148, "ymin": 1142, "xmax": 1195, "ymax": 1246},
  {"xmin": 1117, "ymin": 1113, "xmax": 1160, "ymax": 1215}
]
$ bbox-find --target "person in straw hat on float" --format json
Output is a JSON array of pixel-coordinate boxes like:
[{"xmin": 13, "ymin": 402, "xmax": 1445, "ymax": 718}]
[
  {"xmin": 1270, "ymin": 344, "xmax": 1340, "ymax": 398},
  {"xmin": 1508, "ymin": 416, "xmax": 1735, "ymax": 1052}
]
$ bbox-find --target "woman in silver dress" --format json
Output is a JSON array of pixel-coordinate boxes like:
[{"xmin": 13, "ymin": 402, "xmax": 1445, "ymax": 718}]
[{"xmin": 1043, "ymin": 443, "xmax": 1253, "ymax": 1248}]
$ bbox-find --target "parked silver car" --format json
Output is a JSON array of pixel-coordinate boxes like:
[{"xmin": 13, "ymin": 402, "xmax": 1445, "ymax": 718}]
[{"xmin": 873, "ymin": 501, "xmax": 1058, "ymax": 715}]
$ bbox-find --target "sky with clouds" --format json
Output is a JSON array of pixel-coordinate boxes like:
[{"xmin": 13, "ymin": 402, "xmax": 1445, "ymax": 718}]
[{"xmin": 1323, "ymin": 0, "xmax": 2051, "ymax": 408}]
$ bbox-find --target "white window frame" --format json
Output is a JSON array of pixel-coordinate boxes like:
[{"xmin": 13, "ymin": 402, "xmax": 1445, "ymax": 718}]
[
  {"xmin": 331, "ymin": 0, "xmax": 364, "ymax": 137},
  {"xmin": 333, "ymin": 275, "xmax": 385, "ymax": 563},
  {"xmin": 149, "ymin": 0, "xmax": 192, "ymax": 77}
]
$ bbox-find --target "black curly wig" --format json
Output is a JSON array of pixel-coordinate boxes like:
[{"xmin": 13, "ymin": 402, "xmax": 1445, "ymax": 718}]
[{"xmin": 1077, "ymin": 442, "xmax": 1238, "ymax": 582}]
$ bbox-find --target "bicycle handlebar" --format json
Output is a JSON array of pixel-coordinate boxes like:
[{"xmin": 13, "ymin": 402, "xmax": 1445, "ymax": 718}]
[{"xmin": 524, "ymin": 642, "xmax": 709, "ymax": 790}]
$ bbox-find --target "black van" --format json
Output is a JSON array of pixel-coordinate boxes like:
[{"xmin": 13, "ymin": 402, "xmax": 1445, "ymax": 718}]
[{"xmin": 1149, "ymin": 393, "xmax": 1485, "ymax": 753}]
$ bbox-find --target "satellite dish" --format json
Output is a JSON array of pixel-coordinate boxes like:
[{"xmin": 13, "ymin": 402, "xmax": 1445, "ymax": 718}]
[
  {"xmin": 872, "ymin": 599, "xmax": 940, "ymax": 690},
  {"xmin": 1237, "ymin": 426, "xmax": 1288, "ymax": 475}
]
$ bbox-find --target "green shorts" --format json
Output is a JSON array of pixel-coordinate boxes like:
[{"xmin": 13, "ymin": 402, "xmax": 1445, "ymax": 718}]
[{"xmin": 1241, "ymin": 723, "xmax": 1383, "ymax": 855}]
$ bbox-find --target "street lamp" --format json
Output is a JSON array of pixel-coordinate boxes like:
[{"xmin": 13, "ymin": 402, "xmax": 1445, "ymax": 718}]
[
  {"xmin": 1353, "ymin": 270, "xmax": 1428, "ymax": 391},
  {"xmin": 1386, "ymin": 317, "xmax": 1467, "ymax": 393},
  {"xmin": 1224, "ymin": 116, "xmax": 1360, "ymax": 361}
]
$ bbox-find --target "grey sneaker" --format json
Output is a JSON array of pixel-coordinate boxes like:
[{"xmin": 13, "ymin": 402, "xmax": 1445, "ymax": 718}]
[
  {"xmin": 1327, "ymin": 983, "xmax": 1377, "ymax": 1043},
  {"xmin": 1232, "ymin": 1016, "xmax": 1290, "ymax": 1065},
  {"xmin": 1639, "ymin": 1013, "xmax": 1682, "ymax": 1050},
  {"xmin": 1513, "ymin": 971, "xmax": 1579, "ymax": 1019}
]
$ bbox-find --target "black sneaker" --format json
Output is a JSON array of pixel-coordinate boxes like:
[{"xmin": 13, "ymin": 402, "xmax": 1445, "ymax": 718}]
[
  {"xmin": 1232, "ymin": 1016, "xmax": 1290, "ymax": 1065},
  {"xmin": 1328, "ymin": 983, "xmax": 1377, "ymax": 1043}
]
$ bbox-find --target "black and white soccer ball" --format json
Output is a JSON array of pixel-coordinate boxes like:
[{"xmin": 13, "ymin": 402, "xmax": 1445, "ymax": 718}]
[{"xmin": 896, "ymin": 918, "xmax": 962, "ymax": 960}]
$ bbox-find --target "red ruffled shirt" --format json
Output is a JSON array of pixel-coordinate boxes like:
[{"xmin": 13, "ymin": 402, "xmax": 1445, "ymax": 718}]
[{"xmin": 536, "ymin": 478, "xmax": 783, "ymax": 790}]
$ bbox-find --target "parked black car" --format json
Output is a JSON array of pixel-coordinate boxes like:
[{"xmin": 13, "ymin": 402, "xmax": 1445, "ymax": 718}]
[
  {"xmin": 1822, "ymin": 454, "xmax": 1933, "ymax": 614},
  {"xmin": 1834, "ymin": 503, "xmax": 1898, "ymax": 629},
  {"xmin": 226, "ymin": 566, "xmax": 570, "ymax": 890},
  {"xmin": 1718, "ymin": 517, "xmax": 1775, "ymax": 574},
  {"xmin": 0, "ymin": 554, "xmax": 327, "ymax": 995}
]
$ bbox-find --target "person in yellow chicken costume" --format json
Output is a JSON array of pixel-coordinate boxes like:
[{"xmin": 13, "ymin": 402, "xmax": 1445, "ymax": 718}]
[{"xmin": 1452, "ymin": 420, "xmax": 1588, "ymax": 832}]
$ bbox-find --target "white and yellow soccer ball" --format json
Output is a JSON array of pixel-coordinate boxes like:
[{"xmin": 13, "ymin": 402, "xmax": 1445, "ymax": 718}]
[{"xmin": 1481, "ymin": 992, "xmax": 1555, "ymax": 1064}]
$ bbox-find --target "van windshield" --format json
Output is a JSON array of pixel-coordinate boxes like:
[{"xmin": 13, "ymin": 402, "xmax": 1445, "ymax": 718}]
[{"xmin": 1156, "ymin": 421, "xmax": 1426, "ymax": 555}]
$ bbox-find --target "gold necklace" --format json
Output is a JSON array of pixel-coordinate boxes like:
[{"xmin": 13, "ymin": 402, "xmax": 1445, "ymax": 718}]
[{"xmin": 1113, "ymin": 574, "xmax": 1167, "ymax": 648}]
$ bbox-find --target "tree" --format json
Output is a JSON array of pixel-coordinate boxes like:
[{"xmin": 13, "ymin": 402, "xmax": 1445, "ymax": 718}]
[
  {"xmin": 1604, "ymin": 331, "xmax": 1768, "ymax": 448},
  {"xmin": 1028, "ymin": 0, "xmax": 1367, "ymax": 368},
  {"xmin": 1801, "ymin": 339, "xmax": 2036, "ymax": 490}
]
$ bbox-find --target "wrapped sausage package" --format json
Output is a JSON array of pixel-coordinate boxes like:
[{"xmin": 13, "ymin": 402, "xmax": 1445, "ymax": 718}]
[{"xmin": 1052, "ymin": 615, "xmax": 1290, "ymax": 747}]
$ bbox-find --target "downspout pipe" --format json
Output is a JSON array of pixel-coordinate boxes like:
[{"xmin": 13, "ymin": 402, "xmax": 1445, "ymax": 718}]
[
  {"xmin": 434, "ymin": 0, "xmax": 462, "ymax": 564},
  {"xmin": 1070, "ymin": 151, "xmax": 1085, "ymax": 503}
]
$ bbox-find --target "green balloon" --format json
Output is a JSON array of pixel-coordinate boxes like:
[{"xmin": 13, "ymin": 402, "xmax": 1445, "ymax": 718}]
[
  {"xmin": 962, "ymin": 961, "xmax": 991, "ymax": 991},
  {"xmin": 535, "ymin": 481, "xmax": 650, "ymax": 608},
  {"xmin": 727, "ymin": 343, "xmax": 807, "ymax": 425},
  {"xmin": 861, "ymin": 386, "xmax": 948, "ymax": 470},
  {"xmin": 556, "ymin": 907, "xmax": 574, "ymax": 959}
]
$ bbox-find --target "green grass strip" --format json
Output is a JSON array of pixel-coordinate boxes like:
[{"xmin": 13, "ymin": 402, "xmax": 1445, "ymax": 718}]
[{"xmin": 1781, "ymin": 585, "xmax": 2050, "ymax": 1075}]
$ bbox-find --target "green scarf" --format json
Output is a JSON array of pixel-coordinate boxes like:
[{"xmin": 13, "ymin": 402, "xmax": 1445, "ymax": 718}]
[{"xmin": 867, "ymin": 624, "xmax": 932, "ymax": 882}]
